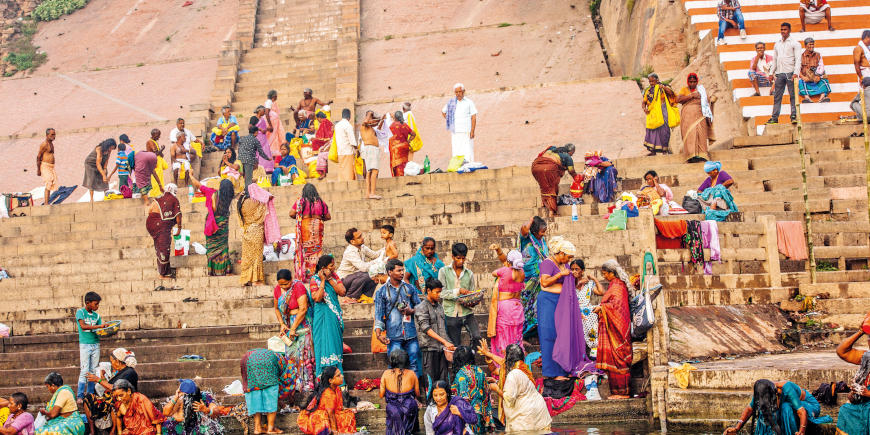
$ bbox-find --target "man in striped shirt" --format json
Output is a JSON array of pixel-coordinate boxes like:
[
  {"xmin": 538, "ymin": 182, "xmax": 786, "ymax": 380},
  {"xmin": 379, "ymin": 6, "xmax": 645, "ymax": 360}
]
[{"xmin": 716, "ymin": 0, "xmax": 746, "ymax": 45}]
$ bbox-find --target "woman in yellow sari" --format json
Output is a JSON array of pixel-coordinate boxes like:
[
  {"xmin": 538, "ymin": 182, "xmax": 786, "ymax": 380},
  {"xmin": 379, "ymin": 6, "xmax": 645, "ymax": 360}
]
[
  {"xmin": 642, "ymin": 73, "xmax": 679, "ymax": 156},
  {"xmin": 238, "ymin": 188, "xmax": 267, "ymax": 286},
  {"xmin": 36, "ymin": 373, "xmax": 85, "ymax": 435}
]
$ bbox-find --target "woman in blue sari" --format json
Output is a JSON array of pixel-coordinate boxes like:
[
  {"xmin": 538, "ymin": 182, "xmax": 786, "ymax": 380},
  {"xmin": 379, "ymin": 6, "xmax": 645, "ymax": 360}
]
[
  {"xmin": 450, "ymin": 346, "xmax": 492, "ymax": 434},
  {"xmin": 519, "ymin": 216, "xmax": 549, "ymax": 336},
  {"xmin": 404, "ymin": 237, "xmax": 445, "ymax": 293},
  {"xmin": 271, "ymin": 143, "xmax": 300, "ymax": 186},
  {"xmin": 36, "ymin": 372, "xmax": 86, "ymax": 435},
  {"xmin": 275, "ymin": 269, "xmax": 315, "ymax": 395},
  {"xmin": 835, "ymin": 317, "xmax": 870, "ymax": 435},
  {"xmin": 723, "ymin": 379, "xmax": 831, "ymax": 435},
  {"xmin": 426, "ymin": 380, "xmax": 477, "ymax": 435},
  {"xmin": 309, "ymin": 255, "xmax": 346, "ymax": 377}
]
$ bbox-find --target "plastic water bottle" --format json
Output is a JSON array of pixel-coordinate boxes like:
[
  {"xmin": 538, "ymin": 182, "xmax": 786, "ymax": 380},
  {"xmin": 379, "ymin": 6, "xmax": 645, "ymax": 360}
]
[
  {"xmin": 188, "ymin": 185, "xmax": 194, "ymax": 202},
  {"xmin": 423, "ymin": 155, "xmax": 431, "ymax": 174},
  {"xmin": 571, "ymin": 203, "xmax": 578, "ymax": 221}
]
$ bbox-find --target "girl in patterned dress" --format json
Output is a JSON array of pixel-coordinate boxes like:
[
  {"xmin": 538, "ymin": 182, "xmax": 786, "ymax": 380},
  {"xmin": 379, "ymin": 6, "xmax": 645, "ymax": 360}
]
[{"xmin": 570, "ymin": 259, "xmax": 605, "ymax": 358}]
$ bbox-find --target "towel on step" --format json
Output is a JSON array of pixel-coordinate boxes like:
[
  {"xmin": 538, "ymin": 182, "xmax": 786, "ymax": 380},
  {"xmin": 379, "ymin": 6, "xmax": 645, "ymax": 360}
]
[{"xmin": 776, "ymin": 221, "xmax": 808, "ymax": 260}]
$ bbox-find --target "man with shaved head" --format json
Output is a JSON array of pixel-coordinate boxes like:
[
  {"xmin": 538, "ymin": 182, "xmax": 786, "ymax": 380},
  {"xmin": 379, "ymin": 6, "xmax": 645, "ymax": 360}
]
[
  {"xmin": 36, "ymin": 128, "xmax": 57, "ymax": 205},
  {"xmin": 295, "ymin": 88, "xmax": 332, "ymax": 125},
  {"xmin": 441, "ymin": 83, "xmax": 478, "ymax": 162}
]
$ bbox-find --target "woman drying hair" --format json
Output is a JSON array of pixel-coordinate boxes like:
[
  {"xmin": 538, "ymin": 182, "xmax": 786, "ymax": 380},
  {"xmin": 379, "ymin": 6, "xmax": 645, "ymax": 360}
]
[{"xmin": 723, "ymin": 378, "xmax": 832, "ymax": 435}]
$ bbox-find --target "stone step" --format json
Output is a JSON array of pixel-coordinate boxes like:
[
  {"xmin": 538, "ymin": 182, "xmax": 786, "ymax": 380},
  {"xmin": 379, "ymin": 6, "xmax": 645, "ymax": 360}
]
[
  {"xmin": 667, "ymin": 389, "xmax": 843, "ymax": 421},
  {"xmin": 801, "ymin": 281, "xmax": 870, "ymax": 298}
]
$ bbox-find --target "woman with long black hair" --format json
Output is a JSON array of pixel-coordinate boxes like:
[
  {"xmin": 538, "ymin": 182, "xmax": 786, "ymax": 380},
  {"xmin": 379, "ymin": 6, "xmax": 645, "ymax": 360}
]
[
  {"xmin": 297, "ymin": 366, "xmax": 356, "ymax": 434},
  {"xmin": 723, "ymin": 379, "xmax": 832, "ymax": 435},
  {"xmin": 380, "ymin": 348, "xmax": 419, "ymax": 434}
]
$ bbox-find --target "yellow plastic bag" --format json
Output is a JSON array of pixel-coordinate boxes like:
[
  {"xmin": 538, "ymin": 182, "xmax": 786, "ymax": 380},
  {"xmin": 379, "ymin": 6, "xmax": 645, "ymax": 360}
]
[
  {"xmin": 190, "ymin": 140, "xmax": 203, "ymax": 158},
  {"xmin": 328, "ymin": 135, "xmax": 338, "ymax": 163},
  {"xmin": 407, "ymin": 112, "xmax": 423, "ymax": 152},
  {"xmin": 669, "ymin": 363, "xmax": 696, "ymax": 389},
  {"xmin": 355, "ymin": 156, "xmax": 365, "ymax": 176},
  {"xmin": 308, "ymin": 161, "xmax": 319, "ymax": 178},
  {"xmin": 447, "ymin": 155, "xmax": 465, "ymax": 172}
]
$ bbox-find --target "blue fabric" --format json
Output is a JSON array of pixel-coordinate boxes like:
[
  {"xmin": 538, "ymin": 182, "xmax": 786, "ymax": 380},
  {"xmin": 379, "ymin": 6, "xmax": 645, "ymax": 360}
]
[
  {"xmin": 385, "ymin": 389, "xmax": 419, "ymax": 435},
  {"xmin": 704, "ymin": 161, "xmax": 722, "ymax": 173},
  {"xmin": 445, "ymin": 98, "xmax": 457, "ymax": 132},
  {"xmin": 387, "ymin": 338, "xmax": 422, "ymax": 379},
  {"xmin": 211, "ymin": 130, "xmax": 237, "ymax": 151},
  {"xmin": 799, "ymin": 78, "xmax": 832, "ymax": 97},
  {"xmin": 621, "ymin": 204, "xmax": 639, "ymax": 217},
  {"xmin": 519, "ymin": 234, "xmax": 548, "ymax": 280},
  {"xmin": 404, "ymin": 250, "xmax": 445, "ymax": 293},
  {"xmin": 374, "ymin": 281, "xmax": 422, "ymax": 341},
  {"xmin": 751, "ymin": 382, "xmax": 833, "ymax": 434},
  {"xmin": 837, "ymin": 400, "xmax": 870, "ymax": 435},
  {"xmin": 587, "ymin": 157, "xmax": 618, "ymax": 203},
  {"xmin": 699, "ymin": 184, "xmax": 738, "ymax": 221},
  {"xmin": 244, "ymin": 384, "xmax": 279, "ymax": 414},
  {"xmin": 49, "ymin": 185, "xmax": 78, "ymax": 205},
  {"xmin": 271, "ymin": 155, "xmax": 297, "ymax": 186},
  {"xmin": 717, "ymin": 9, "xmax": 745, "ymax": 39},
  {"xmin": 537, "ymin": 290, "xmax": 567, "ymax": 378},
  {"xmin": 311, "ymin": 277, "xmax": 344, "ymax": 377}
]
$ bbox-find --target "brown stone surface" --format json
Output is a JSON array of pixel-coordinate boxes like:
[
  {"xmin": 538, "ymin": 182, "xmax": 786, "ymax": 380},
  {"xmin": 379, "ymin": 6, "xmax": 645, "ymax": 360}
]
[
  {"xmin": 358, "ymin": 79, "xmax": 646, "ymax": 170},
  {"xmin": 667, "ymin": 304, "xmax": 791, "ymax": 360}
]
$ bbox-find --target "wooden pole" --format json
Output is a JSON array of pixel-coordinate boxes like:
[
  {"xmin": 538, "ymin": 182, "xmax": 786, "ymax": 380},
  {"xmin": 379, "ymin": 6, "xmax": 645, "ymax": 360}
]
[
  {"xmin": 793, "ymin": 77, "xmax": 816, "ymax": 283},
  {"xmin": 861, "ymin": 83, "xmax": 870, "ymax": 227}
]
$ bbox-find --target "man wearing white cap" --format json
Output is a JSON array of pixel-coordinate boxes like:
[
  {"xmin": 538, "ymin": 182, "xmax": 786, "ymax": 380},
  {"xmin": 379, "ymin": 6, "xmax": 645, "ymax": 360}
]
[{"xmin": 441, "ymin": 83, "xmax": 478, "ymax": 162}]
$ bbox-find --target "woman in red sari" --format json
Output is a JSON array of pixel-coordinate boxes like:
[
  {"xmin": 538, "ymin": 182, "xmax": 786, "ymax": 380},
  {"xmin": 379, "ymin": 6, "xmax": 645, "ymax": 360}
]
[
  {"xmin": 310, "ymin": 112, "xmax": 333, "ymax": 151},
  {"xmin": 290, "ymin": 184, "xmax": 331, "ymax": 280},
  {"xmin": 146, "ymin": 184, "xmax": 181, "ymax": 279},
  {"xmin": 594, "ymin": 259, "xmax": 633, "ymax": 399},
  {"xmin": 111, "ymin": 379, "xmax": 164, "ymax": 435},
  {"xmin": 388, "ymin": 111, "xmax": 416, "ymax": 177}
]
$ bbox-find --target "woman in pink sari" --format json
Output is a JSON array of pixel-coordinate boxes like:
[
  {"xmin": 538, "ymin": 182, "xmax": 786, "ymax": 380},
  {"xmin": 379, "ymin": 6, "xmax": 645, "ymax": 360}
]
[
  {"xmin": 254, "ymin": 106, "xmax": 274, "ymax": 173},
  {"xmin": 265, "ymin": 90, "xmax": 288, "ymax": 154}
]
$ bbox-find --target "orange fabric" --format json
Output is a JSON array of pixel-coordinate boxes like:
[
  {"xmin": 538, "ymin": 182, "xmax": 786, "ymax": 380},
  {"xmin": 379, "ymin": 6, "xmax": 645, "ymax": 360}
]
[
  {"xmin": 297, "ymin": 387, "xmax": 356, "ymax": 434},
  {"xmin": 596, "ymin": 278, "xmax": 632, "ymax": 377},
  {"xmin": 121, "ymin": 393, "xmax": 164, "ymax": 435},
  {"xmin": 655, "ymin": 219, "xmax": 687, "ymax": 238},
  {"xmin": 776, "ymin": 221, "xmax": 808, "ymax": 260}
]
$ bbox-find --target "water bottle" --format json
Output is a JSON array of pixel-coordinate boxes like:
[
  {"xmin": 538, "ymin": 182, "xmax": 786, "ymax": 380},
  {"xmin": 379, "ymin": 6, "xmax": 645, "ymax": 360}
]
[
  {"xmin": 423, "ymin": 155, "xmax": 431, "ymax": 174},
  {"xmin": 571, "ymin": 203, "xmax": 578, "ymax": 221},
  {"xmin": 188, "ymin": 185, "xmax": 194, "ymax": 202}
]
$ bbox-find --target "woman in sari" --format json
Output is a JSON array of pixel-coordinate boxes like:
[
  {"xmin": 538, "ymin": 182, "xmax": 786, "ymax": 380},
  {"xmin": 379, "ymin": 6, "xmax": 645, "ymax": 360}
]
[
  {"xmin": 698, "ymin": 161, "xmax": 734, "ymax": 193},
  {"xmin": 404, "ymin": 237, "xmax": 445, "ymax": 293},
  {"xmin": 424, "ymin": 380, "xmax": 477, "ymax": 435},
  {"xmin": 271, "ymin": 143, "xmax": 301, "ymax": 186},
  {"xmin": 162, "ymin": 379, "xmax": 226, "ymax": 435},
  {"xmin": 82, "ymin": 139, "xmax": 117, "ymax": 203},
  {"xmin": 676, "ymin": 73, "xmax": 713, "ymax": 162},
  {"xmin": 530, "ymin": 144, "xmax": 577, "ymax": 216},
  {"xmin": 310, "ymin": 112, "xmax": 333, "ymax": 154},
  {"xmin": 273, "ymin": 269, "xmax": 315, "ymax": 395},
  {"xmin": 310, "ymin": 255, "xmax": 347, "ymax": 377},
  {"xmin": 833, "ymin": 311, "xmax": 870, "ymax": 435},
  {"xmin": 146, "ymin": 184, "xmax": 180, "ymax": 279},
  {"xmin": 488, "ymin": 249, "xmax": 525, "ymax": 358},
  {"xmin": 642, "ymin": 73, "xmax": 679, "ymax": 156},
  {"xmin": 219, "ymin": 148, "xmax": 244, "ymax": 193},
  {"xmin": 380, "ymin": 349, "xmax": 419, "ymax": 435},
  {"xmin": 723, "ymin": 379, "xmax": 832, "ymax": 435},
  {"xmin": 240, "ymin": 349, "xmax": 291, "ymax": 434},
  {"xmin": 389, "ymin": 111, "xmax": 416, "ymax": 177},
  {"xmin": 483, "ymin": 344, "xmax": 552, "ymax": 434},
  {"xmin": 0, "ymin": 392, "xmax": 34, "ymax": 435},
  {"xmin": 594, "ymin": 259, "xmax": 634, "ymax": 399},
  {"xmin": 638, "ymin": 170, "xmax": 674, "ymax": 216},
  {"xmin": 291, "ymin": 184, "xmax": 331, "ymax": 280},
  {"xmin": 450, "ymin": 346, "xmax": 491, "ymax": 434},
  {"xmin": 253, "ymin": 106, "xmax": 274, "ymax": 173},
  {"xmin": 570, "ymin": 259, "xmax": 604, "ymax": 358},
  {"xmin": 264, "ymin": 90, "xmax": 288, "ymax": 154},
  {"xmin": 297, "ymin": 366, "xmax": 356, "ymax": 435},
  {"xmin": 188, "ymin": 176, "xmax": 234, "ymax": 276},
  {"xmin": 519, "ymin": 217, "xmax": 549, "ymax": 337},
  {"xmin": 36, "ymin": 373, "xmax": 85, "ymax": 435},
  {"xmin": 237, "ymin": 186, "xmax": 266, "ymax": 286},
  {"xmin": 111, "ymin": 380, "xmax": 164, "ymax": 435}
]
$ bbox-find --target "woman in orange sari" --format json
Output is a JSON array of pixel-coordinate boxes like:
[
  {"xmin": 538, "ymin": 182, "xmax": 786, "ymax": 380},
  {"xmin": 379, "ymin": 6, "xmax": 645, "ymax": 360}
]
[
  {"xmin": 389, "ymin": 111, "xmax": 416, "ymax": 177},
  {"xmin": 111, "ymin": 379, "xmax": 164, "ymax": 435},
  {"xmin": 310, "ymin": 112, "xmax": 333, "ymax": 151},
  {"xmin": 290, "ymin": 184, "xmax": 331, "ymax": 280},
  {"xmin": 297, "ymin": 366, "xmax": 356, "ymax": 435},
  {"xmin": 594, "ymin": 259, "xmax": 633, "ymax": 399},
  {"xmin": 265, "ymin": 90, "xmax": 288, "ymax": 154}
]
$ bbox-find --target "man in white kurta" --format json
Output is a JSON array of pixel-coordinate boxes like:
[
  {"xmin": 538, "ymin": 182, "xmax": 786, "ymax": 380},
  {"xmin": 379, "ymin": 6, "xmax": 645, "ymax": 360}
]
[{"xmin": 441, "ymin": 83, "xmax": 478, "ymax": 162}]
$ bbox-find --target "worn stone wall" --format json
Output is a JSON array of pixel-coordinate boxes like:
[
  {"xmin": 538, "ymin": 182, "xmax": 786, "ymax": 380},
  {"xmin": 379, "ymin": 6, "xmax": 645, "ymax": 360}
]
[{"xmin": 0, "ymin": 0, "xmax": 41, "ymax": 76}]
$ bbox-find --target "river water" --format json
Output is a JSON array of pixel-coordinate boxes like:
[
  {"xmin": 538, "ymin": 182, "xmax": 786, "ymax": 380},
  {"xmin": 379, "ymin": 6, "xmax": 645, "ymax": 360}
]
[{"xmin": 548, "ymin": 422, "xmax": 716, "ymax": 434}]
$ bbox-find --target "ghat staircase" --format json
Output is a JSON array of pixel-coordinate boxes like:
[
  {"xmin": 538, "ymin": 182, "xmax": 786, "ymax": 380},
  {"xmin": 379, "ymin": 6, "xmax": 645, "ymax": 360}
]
[
  {"xmin": 682, "ymin": 0, "xmax": 870, "ymax": 131},
  {"xmin": 2, "ymin": 121, "xmax": 870, "ymax": 431}
]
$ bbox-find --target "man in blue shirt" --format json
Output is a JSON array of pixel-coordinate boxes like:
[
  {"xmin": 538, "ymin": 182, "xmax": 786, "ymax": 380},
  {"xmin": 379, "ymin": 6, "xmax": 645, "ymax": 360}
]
[{"xmin": 374, "ymin": 258, "xmax": 422, "ymax": 378}]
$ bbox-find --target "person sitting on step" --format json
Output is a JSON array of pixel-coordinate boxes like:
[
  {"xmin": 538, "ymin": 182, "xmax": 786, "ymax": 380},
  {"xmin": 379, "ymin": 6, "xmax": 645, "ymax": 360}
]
[
  {"xmin": 798, "ymin": 38, "xmax": 832, "ymax": 103},
  {"xmin": 716, "ymin": 0, "xmax": 746, "ymax": 45},
  {"xmin": 799, "ymin": 0, "xmax": 834, "ymax": 32},
  {"xmin": 336, "ymin": 228, "xmax": 384, "ymax": 300},
  {"xmin": 748, "ymin": 42, "xmax": 774, "ymax": 97}
]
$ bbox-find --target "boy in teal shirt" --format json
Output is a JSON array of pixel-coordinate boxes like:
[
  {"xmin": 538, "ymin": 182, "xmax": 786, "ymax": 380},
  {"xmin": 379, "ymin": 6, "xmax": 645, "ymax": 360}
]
[{"xmin": 76, "ymin": 291, "xmax": 102, "ymax": 399}]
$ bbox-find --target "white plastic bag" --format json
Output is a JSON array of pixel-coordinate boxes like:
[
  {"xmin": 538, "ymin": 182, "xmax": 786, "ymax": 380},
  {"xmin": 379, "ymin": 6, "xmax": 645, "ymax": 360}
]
[
  {"xmin": 584, "ymin": 375, "xmax": 602, "ymax": 401},
  {"xmin": 404, "ymin": 161, "xmax": 422, "ymax": 176},
  {"xmin": 263, "ymin": 245, "xmax": 279, "ymax": 262},
  {"xmin": 94, "ymin": 362, "xmax": 113, "ymax": 395},
  {"xmin": 34, "ymin": 413, "xmax": 46, "ymax": 430},
  {"xmin": 0, "ymin": 323, "xmax": 9, "ymax": 337},
  {"xmin": 173, "ymin": 229, "xmax": 191, "ymax": 256},
  {"xmin": 276, "ymin": 233, "xmax": 295, "ymax": 261},
  {"xmin": 223, "ymin": 380, "xmax": 244, "ymax": 395},
  {"xmin": 191, "ymin": 242, "xmax": 207, "ymax": 255}
]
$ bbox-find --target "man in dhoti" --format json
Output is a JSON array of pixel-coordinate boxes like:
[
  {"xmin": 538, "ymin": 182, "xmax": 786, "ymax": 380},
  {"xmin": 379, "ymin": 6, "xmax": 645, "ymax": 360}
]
[
  {"xmin": 36, "ymin": 128, "xmax": 58, "ymax": 205},
  {"xmin": 800, "ymin": 0, "xmax": 834, "ymax": 32},
  {"xmin": 852, "ymin": 30, "xmax": 870, "ymax": 120},
  {"xmin": 442, "ymin": 83, "xmax": 478, "ymax": 163}
]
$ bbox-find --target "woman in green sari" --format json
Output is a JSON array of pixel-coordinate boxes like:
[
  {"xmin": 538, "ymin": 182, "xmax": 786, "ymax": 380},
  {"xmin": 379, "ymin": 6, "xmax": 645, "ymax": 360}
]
[
  {"xmin": 519, "ymin": 216, "xmax": 549, "ymax": 337},
  {"xmin": 189, "ymin": 176, "xmax": 235, "ymax": 276},
  {"xmin": 309, "ymin": 255, "xmax": 347, "ymax": 377},
  {"xmin": 36, "ymin": 372, "xmax": 86, "ymax": 435}
]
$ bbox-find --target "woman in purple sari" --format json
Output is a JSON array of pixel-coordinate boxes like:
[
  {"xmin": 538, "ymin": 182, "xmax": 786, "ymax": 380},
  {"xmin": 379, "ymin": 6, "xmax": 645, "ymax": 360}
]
[
  {"xmin": 425, "ymin": 380, "xmax": 476, "ymax": 435},
  {"xmin": 254, "ymin": 106, "xmax": 274, "ymax": 173},
  {"xmin": 380, "ymin": 349, "xmax": 419, "ymax": 435}
]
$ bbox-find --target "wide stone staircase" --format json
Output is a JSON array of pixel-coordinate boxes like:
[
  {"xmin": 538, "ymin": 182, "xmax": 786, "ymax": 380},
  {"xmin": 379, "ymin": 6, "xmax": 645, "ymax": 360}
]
[
  {"xmin": 2, "ymin": 123, "xmax": 869, "ymax": 431},
  {"xmin": 682, "ymin": 0, "xmax": 870, "ymax": 131}
]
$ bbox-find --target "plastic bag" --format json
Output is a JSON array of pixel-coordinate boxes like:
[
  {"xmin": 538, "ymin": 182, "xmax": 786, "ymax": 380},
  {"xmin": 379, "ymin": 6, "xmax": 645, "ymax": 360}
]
[
  {"xmin": 682, "ymin": 195, "xmax": 702, "ymax": 214},
  {"xmin": 447, "ymin": 156, "xmax": 465, "ymax": 172},
  {"xmin": 223, "ymin": 380, "xmax": 244, "ymax": 395},
  {"xmin": 630, "ymin": 252, "xmax": 662, "ymax": 340},
  {"xmin": 371, "ymin": 330, "xmax": 387, "ymax": 353},
  {"xmin": 173, "ymin": 229, "xmax": 191, "ymax": 256},
  {"xmin": 0, "ymin": 323, "xmax": 9, "ymax": 337},
  {"xmin": 328, "ymin": 135, "xmax": 338, "ymax": 163},
  {"xmin": 605, "ymin": 210, "xmax": 627, "ymax": 231},
  {"xmin": 584, "ymin": 375, "xmax": 602, "ymax": 400},
  {"xmin": 404, "ymin": 161, "xmax": 422, "ymax": 176},
  {"xmin": 355, "ymin": 156, "xmax": 365, "ymax": 176},
  {"xmin": 94, "ymin": 361, "xmax": 113, "ymax": 395},
  {"xmin": 191, "ymin": 242, "xmax": 206, "ymax": 255},
  {"xmin": 34, "ymin": 413, "xmax": 46, "ymax": 430},
  {"xmin": 263, "ymin": 245, "xmax": 280, "ymax": 262}
]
